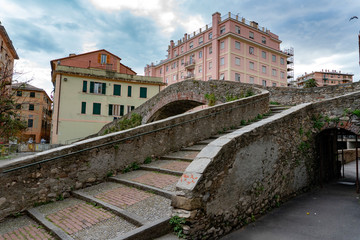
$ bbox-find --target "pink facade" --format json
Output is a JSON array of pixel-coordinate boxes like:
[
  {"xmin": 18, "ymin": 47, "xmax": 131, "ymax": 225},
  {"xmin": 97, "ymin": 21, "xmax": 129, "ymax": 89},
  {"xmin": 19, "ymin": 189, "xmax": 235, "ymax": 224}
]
[
  {"xmin": 145, "ymin": 12, "xmax": 292, "ymax": 87},
  {"xmin": 51, "ymin": 49, "xmax": 136, "ymax": 75},
  {"xmin": 296, "ymin": 70, "xmax": 353, "ymax": 87}
]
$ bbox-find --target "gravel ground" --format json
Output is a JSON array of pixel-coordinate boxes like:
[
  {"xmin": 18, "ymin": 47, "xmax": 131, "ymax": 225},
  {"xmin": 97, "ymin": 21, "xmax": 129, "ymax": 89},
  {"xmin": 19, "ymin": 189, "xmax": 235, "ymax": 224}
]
[
  {"xmin": 0, "ymin": 215, "xmax": 38, "ymax": 234},
  {"xmin": 35, "ymin": 197, "xmax": 84, "ymax": 215},
  {"xmin": 78, "ymin": 181, "xmax": 123, "ymax": 195},
  {"xmin": 72, "ymin": 215, "xmax": 136, "ymax": 240},
  {"xmin": 125, "ymin": 195, "xmax": 172, "ymax": 221}
]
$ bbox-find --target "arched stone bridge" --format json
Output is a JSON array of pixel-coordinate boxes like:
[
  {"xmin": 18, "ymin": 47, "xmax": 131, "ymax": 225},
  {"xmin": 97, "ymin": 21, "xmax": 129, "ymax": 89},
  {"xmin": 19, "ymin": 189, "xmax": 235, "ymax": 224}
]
[{"xmin": 1, "ymin": 80, "xmax": 360, "ymax": 239}]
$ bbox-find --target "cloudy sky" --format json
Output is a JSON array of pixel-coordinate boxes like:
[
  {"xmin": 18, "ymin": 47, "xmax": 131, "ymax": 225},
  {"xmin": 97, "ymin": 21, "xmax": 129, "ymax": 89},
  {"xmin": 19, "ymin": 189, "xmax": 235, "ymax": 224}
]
[{"xmin": 1, "ymin": 0, "xmax": 360, "ymax": 96}]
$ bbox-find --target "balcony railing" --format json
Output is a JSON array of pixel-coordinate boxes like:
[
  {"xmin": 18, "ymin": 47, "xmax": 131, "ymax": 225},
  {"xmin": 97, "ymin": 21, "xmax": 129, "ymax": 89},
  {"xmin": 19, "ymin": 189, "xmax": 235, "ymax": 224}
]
[
  {"xmin": 185, "ymin": 60, "xmax": 196, "ymax": 69},
  {"xmin": 184, "ymin": 73, "xmax": 195, "ymax": 80}
]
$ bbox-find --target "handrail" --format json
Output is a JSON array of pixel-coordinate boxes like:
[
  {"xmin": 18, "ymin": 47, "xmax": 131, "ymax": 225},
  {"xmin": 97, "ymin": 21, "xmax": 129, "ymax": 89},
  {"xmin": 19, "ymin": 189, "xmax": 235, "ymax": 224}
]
[{"xmin": 2, "ymin": 94, "xmax": 269, "ymax": 174}]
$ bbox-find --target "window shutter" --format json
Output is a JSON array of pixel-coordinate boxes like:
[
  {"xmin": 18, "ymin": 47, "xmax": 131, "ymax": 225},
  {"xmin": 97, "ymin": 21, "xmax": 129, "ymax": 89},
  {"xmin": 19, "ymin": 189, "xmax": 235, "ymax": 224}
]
[
  {"xmin": 113, "ymin": 84, "xmax": 121, "ymax": 96},
  {"xmin": 127, "ymin": 86, "xmax": 132, "ymax": 97},
  {"xmin": 90, "ymin": 81, "xmax": 94, "ymax": 93},
  {"xmin": 107, "ymin": 54, "xmax": 110, "ymax": 64},
  {"xmin": 120, "ymin": 105, "xmax": 124, "ymax": 116},
  {"xmin": 98, "ymin": 53, "xmax": 101, "ymax": 63},
  {"xmin": 81, "ymin": 102, "xmax": 86, "ymax": 114},
  {"xmin": 93, "ymin": 103, "xmax": 101, "ymax": 115},
  {"xmin": 82, "ymin": 81, "xmax": 87, "ymax": 93},
  {"xmin": 102, "ymin": 83, "xmax": 106, "ymax": 94},
  {"xmin": 140, "ymin": 87, "xmax": 147, "ymax": 98},
  {"xmin": 108, "ymin": 104, "xmax": 113, "ymax": 115},
  {"xmin": 131, "ymin": 106, "xmax": 135, "ymax": 111}
]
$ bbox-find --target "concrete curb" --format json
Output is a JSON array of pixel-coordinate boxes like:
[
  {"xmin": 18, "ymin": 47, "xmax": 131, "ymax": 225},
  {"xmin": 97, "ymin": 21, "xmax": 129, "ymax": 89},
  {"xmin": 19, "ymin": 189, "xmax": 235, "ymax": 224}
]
[
  {"xmin": 27, "ymin": 208, "xmax": 74, "ymax": 240},
  {"xmin": 71, "ymin": 190, "xmax": 147, "ymax": 226},
  {"xmin": 109, "ymin": 178, "xmax": 175, "ymax": 199},
  {"xmin": 112, "ymin": 217, "xmax": 172, "ymax": 240}
]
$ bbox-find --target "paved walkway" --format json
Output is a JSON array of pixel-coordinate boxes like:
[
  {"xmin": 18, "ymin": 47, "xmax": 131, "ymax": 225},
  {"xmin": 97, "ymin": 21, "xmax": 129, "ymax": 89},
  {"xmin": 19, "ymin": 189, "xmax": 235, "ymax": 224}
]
[{"xmin": 222, "ymin": 161, "xmax": 360, "ymax": 240}]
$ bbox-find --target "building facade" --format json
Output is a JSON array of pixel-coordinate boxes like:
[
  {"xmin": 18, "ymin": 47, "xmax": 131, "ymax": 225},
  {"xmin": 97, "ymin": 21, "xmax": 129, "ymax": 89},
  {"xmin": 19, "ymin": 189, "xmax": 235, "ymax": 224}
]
[
  {"xmin": 296, "ymin": 70, "xmax": 353, "ymax": 87},
  {"xmin": 145, "ymin": 12, "xmax": 293, "ymax": 87},
  {"xmin": 50, "ymin": 50, "xmax": 164, "ymax": 144},
  {"xmin": 0, "ymin": 22, "xmax": 19, "ymax": 80},
  {"xmin": 12, "ymin": 83, "xmax": 52, "ymax": 143}
]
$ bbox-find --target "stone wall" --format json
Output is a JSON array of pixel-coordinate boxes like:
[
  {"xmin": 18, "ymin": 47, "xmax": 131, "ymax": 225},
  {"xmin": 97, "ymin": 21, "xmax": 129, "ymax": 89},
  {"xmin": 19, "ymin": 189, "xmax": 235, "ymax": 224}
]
[
  {"xmin": 0, "ymin": 88, "xmax": 269, "ymax": 220},
  {"xmin": 98, "ymin": 80, "xmax": 261, "ymax": 135},
  {"xmin": 339, "ymin": 149, "xmax": 360, "ymax": 163},
  {"xmin": 265, "ymin": 82, "xmax": 360, "ymax": 105},
  {"xmin": 173, "ymin": 91, "xmax": 360, "ymax": 239}
]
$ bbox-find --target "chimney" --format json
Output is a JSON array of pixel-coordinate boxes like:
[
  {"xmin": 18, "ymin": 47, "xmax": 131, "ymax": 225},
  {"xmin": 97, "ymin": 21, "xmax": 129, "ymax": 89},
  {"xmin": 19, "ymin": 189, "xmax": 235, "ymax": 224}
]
[{"xmin": 69, "ymin": 53, "xmax": 76, "ymax": 57}]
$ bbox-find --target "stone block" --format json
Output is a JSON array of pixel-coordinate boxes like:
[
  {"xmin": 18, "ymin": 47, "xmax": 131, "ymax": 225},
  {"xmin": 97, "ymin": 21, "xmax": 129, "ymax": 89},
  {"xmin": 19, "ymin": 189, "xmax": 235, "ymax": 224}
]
[{"xmin": 171, "ymin": 195, "xmax": 201, "ymax": 210}]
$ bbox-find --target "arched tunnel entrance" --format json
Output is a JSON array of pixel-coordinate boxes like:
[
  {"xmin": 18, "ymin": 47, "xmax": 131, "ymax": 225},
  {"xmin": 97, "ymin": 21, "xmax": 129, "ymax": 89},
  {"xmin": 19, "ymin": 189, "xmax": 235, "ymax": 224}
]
[
  {"xmin": 317, "ymin": 128, "xmax": 359, "ymax": 193},
  {"xmin": 146, "ymin": 100, "xmax": 205, "ymax": 123}
]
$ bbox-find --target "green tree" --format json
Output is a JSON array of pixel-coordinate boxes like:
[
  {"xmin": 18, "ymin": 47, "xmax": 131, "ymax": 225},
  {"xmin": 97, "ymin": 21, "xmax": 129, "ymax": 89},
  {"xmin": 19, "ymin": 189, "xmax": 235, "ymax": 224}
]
[
  {"xmin": 0, "ymin": 64, "xmax": 27, "ymax": 143},
  {"xmin": 303, "ymin": 78, "xmax": 318, "ymax": 88}
]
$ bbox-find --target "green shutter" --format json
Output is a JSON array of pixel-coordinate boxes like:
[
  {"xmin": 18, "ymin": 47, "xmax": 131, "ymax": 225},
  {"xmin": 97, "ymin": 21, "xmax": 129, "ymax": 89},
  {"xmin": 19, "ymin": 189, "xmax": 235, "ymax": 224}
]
[
  {"xmin": 108, "ymin": 104, "xmax": 113, "ymax": 115},
  {"xmin": 127, "ymin": 86, "xmax": 132, "ymax": 97},
  {"xmin": 113, "ymin": 84, "xmax": 121, "ymax": 96},
  {"xmin": 102, "ymin": 83, "xmax": 106, "ymax": 94},
  {"xmin": 120, "ymin": 105, "xmax": 124, "ymax": 116},
  {"xmin": 81, "ymin": 102, "xmax": 86, "ymax": 114},
  {"xmin": 82, "ymin": 81, "xmax": 87, "ymax": 93},
  {"xmin": 140, "ymin": 87, "xmax": 147, "ymax": 98},
  {"xmin": 131, "ymin": 106, "xmax": 135, "ymax": 111},
  {"xmin": 90, "ymin": 81, "xmax": 94, "ymax": 93},
  {"xmin": 93, "ymin": 103, "xmax": 101, "ymax": 115}
]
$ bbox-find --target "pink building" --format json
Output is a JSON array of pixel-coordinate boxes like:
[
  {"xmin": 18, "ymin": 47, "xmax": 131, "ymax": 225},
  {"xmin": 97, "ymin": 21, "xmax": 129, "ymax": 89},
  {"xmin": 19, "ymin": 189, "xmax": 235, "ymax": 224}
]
[
  {"xmin": 296, "ymin": 70, "xmax": 353, "ymax": 87},
  {"xmin": 145, "ymin": 12, "xmax": 293, "ymax": 87}
]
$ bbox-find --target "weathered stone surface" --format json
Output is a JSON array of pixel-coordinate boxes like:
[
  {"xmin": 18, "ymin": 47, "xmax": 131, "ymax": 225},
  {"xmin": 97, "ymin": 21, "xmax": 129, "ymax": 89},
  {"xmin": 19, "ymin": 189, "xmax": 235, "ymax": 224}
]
[
  {"xmin": 171, "ymin": 196, "xmax": 201, "ymax": 210},
  {"xmin": 0, "ymin": 198, "xmax": 6, "ymax": 208}
]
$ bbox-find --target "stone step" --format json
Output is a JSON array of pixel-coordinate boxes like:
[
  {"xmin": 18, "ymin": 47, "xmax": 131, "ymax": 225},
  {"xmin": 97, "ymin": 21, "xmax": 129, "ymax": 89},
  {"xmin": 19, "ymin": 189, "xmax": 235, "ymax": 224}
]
[
  {"xmin": 0, "ymin": 214, "xmax": 57, "ymax": 240},
  {"xmin": 28, "ymin": 197, "xmax": 137, "ymax": 240},
  {"xmin": 181, "ymin": 144, "xmax": 206, "ymax": 151},
  {"xmin": 140, "ymin": 159, "xmax": 189, "ymax": 176},
  {"xmin": 161, "ymin": 150, "xmax": 199, "ymax": 161},
  {"xmin": 109, "ymin": 170, "xmax": 178, "ymax": 199},
  {"xmin": 197, "ymin": 138, "xmax": 214, "ymax": 145},
  {"xmin": 73, "ymin": 182, "xmax": 172, "ymax": 225}
]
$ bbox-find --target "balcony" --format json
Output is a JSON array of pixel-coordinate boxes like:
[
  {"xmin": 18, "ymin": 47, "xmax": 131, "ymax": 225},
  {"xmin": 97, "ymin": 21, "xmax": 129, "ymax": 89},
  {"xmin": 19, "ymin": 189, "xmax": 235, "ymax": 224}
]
[
  {"xmin": 185, "ymin": 60, "xmax": 196, "ymax": 70},
  {"xmin": 184, "ymin": 73, "xmax": 195, "ymax": 80}
]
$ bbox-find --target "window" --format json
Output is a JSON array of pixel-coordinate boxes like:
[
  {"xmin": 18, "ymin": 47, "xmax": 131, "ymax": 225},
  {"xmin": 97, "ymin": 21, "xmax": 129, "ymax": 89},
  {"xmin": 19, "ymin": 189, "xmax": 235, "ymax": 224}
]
[
  {"xmin": 16, "ymin": 91, "xmax": 22, "ymax": 96},
  {"xmin": 199, "ymin": 37, "xmax": 203, "ymax": 44},
  {"xmin": 262, "ymin": 51, "xmax": 266, "ymax": 59},
  {"xmin": 209, "ymin": 46, "xmax": 212, "ymax": 54},
  {"xmin": 235, "ymin": 41, "xmax": 240, "ymax": 50},
  {"xmin": 100, "ymin": 54, "xmax": 107, "ymax": 64},
  {"xmin": 166, "ymin": 66, "xmax": 169, "ymax": 72},
  {"xmin": 128, "ymin": 86, "xmax": 132, "ymax": 97},
  {"xmin": 272, "ymin": 69, "xmax": 277, "ymax": 76},
  {"xmin": 262, "ymin": 37, "xmax": 266, "ymax": 44},
  {"xmin": 272, "ymin": 83, "xmax": 277, "ymax": 87},
  {"xmin": 173, "ymin": 74, "xmax": 177, "ymax": 81},
  {"xmin": 28, "ymin": 119, "xmax": 33, "ymax": 128},
  {"xmin": 159, "ymin": 68, "xmax": 162, "ymax": 74},
  {"xmin": 272, "ymin": 55, "xmax": 276, "ymax": 62},
  {"xmin": 235, "ymin": 73, "xmax": 240, "ymax": 82},
  {"xmin": 262, "ymin": 80, "xmax": 267, "ymax": 86},
  {"xmin": 262, "ymin": 66, "xmax": 266, "ymax": 73},
  {"xmin": 140, "ymin": 87, "xmax": 147, "ymax": 98},
  {"xmin": 189, "ymin": 42, "xmax": 193, "ymax": 49},
  {"xmin": 199, "ymin": 51, "xmax": 203, "ymax": 58},
  {"xmin": 90, "ymin": 82, "xmax": 106, "ymax": 94},
  {"xmin": 199, "ymin": 66, "xmax": 202, "ymax": 73},
  {"xmin": 109, "ymin": 104, "xmax": 124, "ymax": 116},
  {"xmin": 93, "ymin": 103, "xmax": 101, "ymax": 115},
  {"xmin": 209, "ymin": 32, "xmax": 213, "ymax": 39},
  {"xmin": 235, "ymin": 57, "xmax": 240, "ymax": 66},
  {"xmin": 81, "ymin": 102, "xmax": 86, "ymax": 114},
  {"xmin": 113, "ymin": 84, "xmax": 121, "ymax": 96},
  {"xmin": 249, "ymin": 76, "xmax": 254, "ymax": 83},
  {"xmin": 250, "ymin": 62, "xmax": 254, "ymax": 70},
  {"xmin": 209, "ymin": 62, "xmax": 212, "ymax": 69},
  {"xmin": 280, "ymin": 58, "xmax": 285, "ymax": 65},
  {"xmin": 220, "ymin": 73, "xmax": 225, "ymax": 80},
  {"xmin": 127, "ymin": 105, "xmax": 135, "ymax": 113},
  {"xmin": 235, "ymin": 26, "xmax": 241, "ymax": 34},
  {"xmin": 29, "ymin": 104, "xmax": 34, "ymax": 111},
  {"xmin": 181, "ymin": 59, "xmax": 184, "ymax": 65},
  {"xmin": 82, "ymin": 81, "xmax": 87, "ymax": 93},
  {"xmin": 181, "ymin": 46, "xmax": 183, "ymax": 53},
  {"xmin": 220, "ymin": 26, "xmax": 225, "ymax": 34},
  {"xmin": 220, "ymin": 41, "xmax": 225, "ymax": 49},
  {"xmin": 16, "ymin": 104, "xmax": 21, "ymax": 109},
  {"xmin": 220, "ymin": 57, "xmax": 224, "ymax": 66},
  {"xmin": 281, "ymin": 71, "xmax": 285, "ymax": 79},
  {"xmin": 249, "ymin": 31, "xmax": 254, "ymax": 39},
  {"xmin": 30, "ymin": 92, "xmax": 35, "ymax": 98},
  {"xmin": 249, "ymin": 47, "xmax": 254, "ymax": 55}
]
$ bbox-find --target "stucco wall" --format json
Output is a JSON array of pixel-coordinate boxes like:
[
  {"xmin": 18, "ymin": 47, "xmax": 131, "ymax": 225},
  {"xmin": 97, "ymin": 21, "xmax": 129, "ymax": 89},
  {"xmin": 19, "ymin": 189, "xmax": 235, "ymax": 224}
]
[
  {"xmin": 173, "ymin": 90, "xmax": 360, "ymax": 239},
  {"xmin": 0, "ymin": 88, "xmax": 269, "ymax": 220}
]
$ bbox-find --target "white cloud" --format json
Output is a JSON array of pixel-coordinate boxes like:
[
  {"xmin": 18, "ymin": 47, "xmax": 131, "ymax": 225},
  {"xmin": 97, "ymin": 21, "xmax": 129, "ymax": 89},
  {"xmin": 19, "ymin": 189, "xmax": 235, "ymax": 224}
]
[{"xmin": 88, "ymin": 0, "xmax": 205, "ymax": 36}]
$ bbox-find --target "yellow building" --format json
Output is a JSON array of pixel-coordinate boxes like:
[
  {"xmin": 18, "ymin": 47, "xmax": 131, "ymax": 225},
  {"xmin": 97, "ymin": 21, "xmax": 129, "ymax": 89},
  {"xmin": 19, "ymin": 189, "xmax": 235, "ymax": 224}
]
[
  {"xmin": 50, "ymin": 50, "xmax": 164, "ymax": 144},
  {"xmin": 12, "ymin": 83, "xmax": 52, "ymax": 143}
]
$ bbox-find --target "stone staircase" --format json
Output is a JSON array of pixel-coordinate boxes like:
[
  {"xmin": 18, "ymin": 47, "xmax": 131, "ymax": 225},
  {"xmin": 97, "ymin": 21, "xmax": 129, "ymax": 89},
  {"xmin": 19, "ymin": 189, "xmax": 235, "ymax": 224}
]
[{"xmin": 0, "ymin": 104, "xmax": 288, "ymax": 240}]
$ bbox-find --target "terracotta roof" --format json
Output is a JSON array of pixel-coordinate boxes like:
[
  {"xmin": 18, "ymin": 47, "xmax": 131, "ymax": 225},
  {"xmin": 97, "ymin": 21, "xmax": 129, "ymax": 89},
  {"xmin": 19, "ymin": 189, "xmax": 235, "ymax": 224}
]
[
  {"xmin": 51, "ymin": 49, "xmax": 121, "ymax": 62},
  {"xmin": 12, "ymin": 83, "xmax": 44, "ymax": 92}
]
